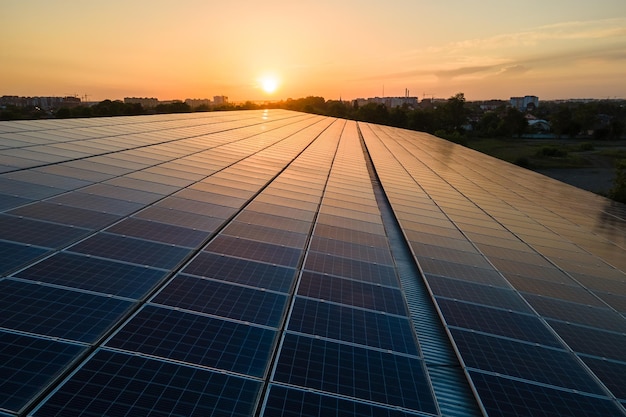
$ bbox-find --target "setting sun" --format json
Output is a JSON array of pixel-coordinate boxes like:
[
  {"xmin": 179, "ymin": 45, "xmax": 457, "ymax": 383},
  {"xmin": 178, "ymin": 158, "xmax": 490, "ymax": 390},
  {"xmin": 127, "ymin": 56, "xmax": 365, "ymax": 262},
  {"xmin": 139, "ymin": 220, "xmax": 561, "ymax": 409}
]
[{"xmin": 260, "ymin": 76, "xmax": 279, "ymax": 94}]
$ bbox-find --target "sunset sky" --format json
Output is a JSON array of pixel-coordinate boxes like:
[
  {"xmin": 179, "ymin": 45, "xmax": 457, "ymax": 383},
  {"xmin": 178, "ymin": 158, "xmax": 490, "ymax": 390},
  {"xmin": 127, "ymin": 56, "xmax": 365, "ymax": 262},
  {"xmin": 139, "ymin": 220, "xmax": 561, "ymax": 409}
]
[{"xmin": 1, "ymin": 0, "xmax": 625, "ymax": 102}]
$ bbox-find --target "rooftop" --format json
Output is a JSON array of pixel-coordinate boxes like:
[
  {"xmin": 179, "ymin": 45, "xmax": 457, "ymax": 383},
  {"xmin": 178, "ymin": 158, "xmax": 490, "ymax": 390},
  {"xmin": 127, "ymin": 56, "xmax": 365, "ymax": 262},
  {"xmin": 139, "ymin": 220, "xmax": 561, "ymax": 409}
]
[{"xmin": 1, "ymin": 110, "xmax": 625, "ymax": 416}]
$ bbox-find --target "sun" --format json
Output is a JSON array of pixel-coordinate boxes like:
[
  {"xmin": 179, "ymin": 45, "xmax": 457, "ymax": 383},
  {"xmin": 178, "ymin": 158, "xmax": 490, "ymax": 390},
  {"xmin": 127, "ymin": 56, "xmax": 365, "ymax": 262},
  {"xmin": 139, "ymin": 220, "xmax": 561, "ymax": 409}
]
[{"xmin": 260, "ymin": 76, "xmax": 279, "ymax": 94}]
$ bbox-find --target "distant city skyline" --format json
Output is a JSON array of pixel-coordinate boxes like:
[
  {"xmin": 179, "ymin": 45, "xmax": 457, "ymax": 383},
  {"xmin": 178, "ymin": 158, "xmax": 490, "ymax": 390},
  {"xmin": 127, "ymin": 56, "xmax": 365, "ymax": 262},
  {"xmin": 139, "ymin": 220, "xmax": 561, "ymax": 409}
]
[{"xmin": 1, "ymin": 0, "xmax": 625, "ymax": 102}]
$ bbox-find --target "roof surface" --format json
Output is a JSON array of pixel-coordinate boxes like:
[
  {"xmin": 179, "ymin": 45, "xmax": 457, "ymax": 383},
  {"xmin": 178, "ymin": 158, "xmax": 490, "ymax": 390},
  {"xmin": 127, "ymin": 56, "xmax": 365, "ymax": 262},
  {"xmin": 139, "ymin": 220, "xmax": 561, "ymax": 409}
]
[{"xmin": 1, "ymin": 109, "xmax": 625, "ymax": 416}]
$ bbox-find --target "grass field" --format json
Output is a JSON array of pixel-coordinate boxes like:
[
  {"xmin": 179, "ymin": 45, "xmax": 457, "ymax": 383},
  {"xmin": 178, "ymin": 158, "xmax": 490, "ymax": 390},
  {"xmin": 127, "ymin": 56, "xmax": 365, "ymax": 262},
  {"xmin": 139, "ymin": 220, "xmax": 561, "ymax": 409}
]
[{"xmin": 464, "ymin": 137, "xmax": 626, "ymax": 194}]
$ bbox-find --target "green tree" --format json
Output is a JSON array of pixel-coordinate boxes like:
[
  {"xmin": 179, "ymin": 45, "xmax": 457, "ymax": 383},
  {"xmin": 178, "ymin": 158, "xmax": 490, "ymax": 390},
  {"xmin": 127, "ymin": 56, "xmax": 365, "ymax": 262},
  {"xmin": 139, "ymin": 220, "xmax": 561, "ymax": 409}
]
[
  {"xmin": 500, "ymin": 107, "xmax": 527, "ymax": 137},
  {"xmin": 441, "ymin": 93, "xmax": 467, "ymax": 133}
]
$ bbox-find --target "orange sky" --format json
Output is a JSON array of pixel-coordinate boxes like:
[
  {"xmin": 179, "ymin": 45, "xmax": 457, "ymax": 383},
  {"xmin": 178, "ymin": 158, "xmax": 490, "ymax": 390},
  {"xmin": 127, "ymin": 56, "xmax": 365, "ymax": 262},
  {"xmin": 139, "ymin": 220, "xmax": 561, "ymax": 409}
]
[{"xmin": 1, "ymin": 0, "xmax": 625, "ymax": 102}]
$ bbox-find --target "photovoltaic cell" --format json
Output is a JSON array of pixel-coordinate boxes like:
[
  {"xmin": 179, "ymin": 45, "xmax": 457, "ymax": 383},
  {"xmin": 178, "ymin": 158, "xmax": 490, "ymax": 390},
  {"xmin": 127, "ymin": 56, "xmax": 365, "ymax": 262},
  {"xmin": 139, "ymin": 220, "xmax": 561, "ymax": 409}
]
[
  {"xmin": 273, "ymin": 334, "xmax": 437, "ymax": 413},
  {"xmin": 106, "ymin": 305, "xmax": 276, "ymax": 377},
  {"xmin": 48, "ymin": 192, "xmax": 144, "ymax": 216},
  {"xmin": 304, "ymin": 251, "xmax": 398, "ymax": 287},
  {"xmin": 297, "ymin": 271, "xmax": 408, "ymax": 315},
  {"xmin": 182, "ymin": 252, "xmax": 296, "ymax": 293},
  {"xmin": 313, "ymin": 224, "xmax": 388, "ymax": 247},
  {"xmin": 31, "ymin": 349, "xmax": 261, "ymax": 417},
  {"xmin": 206, "ymin": 235, "xmax": 302, "ymax": 267},
  {"xmin": 436, "ymin": 297, "xmax": 562, "ymax": 347},
  {"xmin": 0, "ymin": 241, "xmax": 48, "ymax": 275},
  {"xmin": 15, "ymin": 252, "xmax": 167, "ymax": 299},
  {"xmin": 581, "ymin": 356, "xmax": 626, "ymax": 401},
  {"xmin": 547, "ymin": 320, "xmax": 626, "ymax": 362},
  {"xmin": 0, "ymin": 193, "xmax": 32, "ymax": 211},
  {"xmin": 7, "ymin": 202, "xmax": 120, "ymax": 229},
  {"xmin": 450, "ymin": 328, "xmax": 605, "ymax": 395},
  {"xmin": 133, "ymin": 206, "xmax": 224, "ymax": 232},
  {"xmin": 69, "ymin": 233, "xmax": 191, "ymax": 270},
  {"xmin": 426, "ymin": 275, "xmax": 533, "ymax": 313},
  {"xmin": 106, "ymin": 217, "xmax": 210, "ymax": 248},
  {"xmin": 0, "ymin": 331, "xmax": 86, "ymax": 413},
  {"xmin": 0, "ymin": 215, "xmax": 90, "ymax": 248},
  {"xmin": 0, "ymin": 279, "xmax": 133, "ymax": 343},
  {"xmin": 152, "ymin": 274, "xmax": 288, "ymax": 327},
  {"xmin": 309, "ymin": 236, "xmax": 394, "ymax": 264},
  {"xmin": 222, "ymin": 221, "xmax": 308, "ymax": 249},
  {"xmin": 469, "ymin": 371, "xmax": 623, "ymax": 417},
  {"xmin": 263, "ymin": 385, "xmax": 428, "ymax": 417},
  {"xmin": 523, "ymin": 294, "xmax": 626, "ymax": 333},
  {"xmin": 288, "ymin": 297, "xmax": 418, "ymax": 355}
]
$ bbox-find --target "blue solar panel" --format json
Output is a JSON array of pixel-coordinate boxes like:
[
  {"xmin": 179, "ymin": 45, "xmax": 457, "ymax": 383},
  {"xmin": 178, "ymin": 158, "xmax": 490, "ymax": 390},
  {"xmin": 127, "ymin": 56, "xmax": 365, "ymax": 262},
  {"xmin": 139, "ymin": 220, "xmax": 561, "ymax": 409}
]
[
  {"xmin": 0, "ymin": 331, "xmax": 86, "ymax": 413},
  {"xmin": 273, "ymin": 334, "xmax": 437, "ymax": 413},
  {"xmin": 297, "ymin": 271, "xmax": 408, "ymax": 315},
  {"xmin": 7, "ymin": 201, "xmax": 120, "ymax": 229},
  {"xmin": 581, "ymin": 356, "xmax": 626, "ymax": 401},
  {"xmin": 262, "ymin": 385, "xmax": 428, "ymax": 417},
  {"xmin": 309, "ymin": 236, "xmax": 394, "ymax": 264},
  {"xmin": 450, "ymin": 328, "xmax": 606, "ymax": 395},
  {"xmin": 0, "ymin": 279, "xmax": 133, "ymax": 343},
  {"xmin": 313, "ymin": 223, "xmax": 389, "ymax": 247},
  {"xmin": 15, "ymin": 252, "xmax": 168, "ymax": 299},
  {"xmin": 547, "ymin": 320, "xmax": 626, "ymax": 362},
  {"xmin": 31, "ymin": 349, "xmax": 261, "ymax": 417},
  {"xmin": 426, "ymin": 274, "xmax": 533, "ymax": 313},
  {"xmin": 436, "ymin": 297, "xmax": 562, "ymax": 347},
  {"xmin": 182, "ymin": 251, "xmax": 296, "ymax": 293},
  {"xmin": 0, "ymin": 193, "xmax": 32, "ymax": 211},
  {"xmin": 0, "ymin": 214, "xmax": 90, "ymax": 248},
  {"xmin": 152, "ymin": 274, "xmax": 288, "ymax": 327},
  {"xmin": 470, "ymin": 371, "xmax": 623, "ymax": 417},
  {"xmin": 288, "ymin": 297, "xmax": 418, "ymax": 355},
  {"xmin": 106, "ymin": 305, "xmax": 276, "ymax": 377},
  {"xmin": 304, "ymin": 251, "xmax": 399, "ymax": 286},
  {"xmin": 206, "ymin": 235, "xmax": 302, "ymax": 267},
  {"xmin": 0, "ymin": 240, "xmax": 48, "ymax": 275},
  {"xmin": 69, "ymin": 232, "xmax": 191, "ymax": 269},
  {"xmin": 106, "ymin": 217, "xmax": 210, "ymax": 248}
]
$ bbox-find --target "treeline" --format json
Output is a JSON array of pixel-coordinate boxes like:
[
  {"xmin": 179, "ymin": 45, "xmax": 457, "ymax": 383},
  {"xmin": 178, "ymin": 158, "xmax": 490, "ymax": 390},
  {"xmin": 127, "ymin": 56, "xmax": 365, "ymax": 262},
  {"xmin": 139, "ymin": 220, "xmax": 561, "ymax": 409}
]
[
  {"xmin": 2, "ymin": 95, "xmax": 625, "ymax": 142},
  {"xmin": 281, "ymin": 94, "xmax": 626, "ymax": 142}
]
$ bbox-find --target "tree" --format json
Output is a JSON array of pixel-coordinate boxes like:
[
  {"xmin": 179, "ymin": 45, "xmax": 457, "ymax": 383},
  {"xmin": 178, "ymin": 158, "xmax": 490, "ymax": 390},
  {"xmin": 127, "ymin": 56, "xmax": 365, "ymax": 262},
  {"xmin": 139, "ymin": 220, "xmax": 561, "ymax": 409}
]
[
  {"xmin": 500, "ymin": 107, "xmax": 527, "ymax": 137},
  {"xmin": 441, "ymin": 93, "xmax": 467, "ymax": 133}
]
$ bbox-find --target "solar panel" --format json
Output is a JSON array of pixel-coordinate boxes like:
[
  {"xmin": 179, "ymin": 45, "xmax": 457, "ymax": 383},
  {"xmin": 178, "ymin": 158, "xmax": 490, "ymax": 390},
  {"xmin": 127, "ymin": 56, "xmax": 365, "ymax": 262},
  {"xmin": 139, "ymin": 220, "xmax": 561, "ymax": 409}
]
[
  {"xmin": 470, "ymin": 371, "xmax": 622, "ymax": 417},
  {"xmin": 273, "ymin": 334, "xmax": 437, "ymax": 413},
  {"xmin": 15, "ymin": 252, "xmax": 168, "ymax": 298},
  {"xmin": 152, "ymin": 274, "xmax": 288, "ymax": 327},
  {"xmin": 0, "ymin": 331, "xmax": 86, "ymax": 412},
  {"xmin": 105, "ymin": 305, "xmax": 276, "ymax": 377},
  {"xmin": 2, "ymin": 110, "xmax": 625, "ymax": 416},
  {"xmin": 262, "ymin": 385, "xmax": 427, "ymax": 417},
  {"xmin": 288, "ymin": 297, "xmax": 419, "ymax": 355},
  {"xmin": 30, "ymin": 349, "xmax": 261, "ymax": 417},
  {"xmin": 0, "ymin": 279, "xmax": 133, "ymax": 343},
  {"xmin": 69, "ymin": 233, "xmax": 191, "ymax": 269}
]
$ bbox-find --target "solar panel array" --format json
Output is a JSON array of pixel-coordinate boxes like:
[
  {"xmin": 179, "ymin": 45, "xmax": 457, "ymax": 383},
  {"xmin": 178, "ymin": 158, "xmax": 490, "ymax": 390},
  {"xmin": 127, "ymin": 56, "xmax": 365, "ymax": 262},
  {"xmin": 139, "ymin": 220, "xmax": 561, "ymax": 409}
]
[{"xmin": 0, "ymin": 110, "xmax": 625, "ymax": 417}]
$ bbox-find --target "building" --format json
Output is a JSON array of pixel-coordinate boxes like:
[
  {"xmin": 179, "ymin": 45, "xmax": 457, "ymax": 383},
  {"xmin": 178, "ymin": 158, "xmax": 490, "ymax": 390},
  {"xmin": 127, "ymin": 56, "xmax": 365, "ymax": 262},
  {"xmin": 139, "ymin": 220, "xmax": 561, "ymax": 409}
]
[
  {"xmin": 0, "ymin": 110, "xmax": 625, "ymax": 417},
  {"xmin": 124, "ymin": 97, "xmax": 159, "ymax": 108},
  {"xmin": 1, "ymin": 95, "xmax": 81, "ymax": 109},
  {"xmin": 213, "ymin": 95, "xmax": 228, "ymax": 105},
  {"xmin": 185, "ymin": 98, "xmax": 212, "ymax": 108},
  {"xmin": 510, "ymin": 95, "xmax": 539, "ymax": 111},
  {"xmin": 354, "ymin": 95, "xmax": 419, "ymax": 109}
]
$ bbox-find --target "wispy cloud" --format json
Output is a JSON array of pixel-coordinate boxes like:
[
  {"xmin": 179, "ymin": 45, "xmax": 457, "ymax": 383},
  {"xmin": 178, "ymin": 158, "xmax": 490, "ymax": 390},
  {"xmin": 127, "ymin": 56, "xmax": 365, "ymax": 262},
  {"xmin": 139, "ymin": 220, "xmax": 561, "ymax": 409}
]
[{"xmin": 361, "ymin": 17, "xmax": 626, "ymax": 84}]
